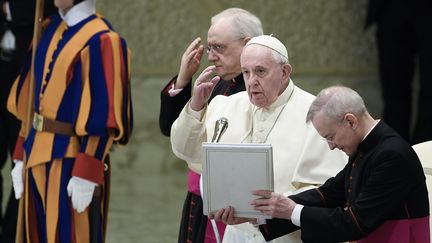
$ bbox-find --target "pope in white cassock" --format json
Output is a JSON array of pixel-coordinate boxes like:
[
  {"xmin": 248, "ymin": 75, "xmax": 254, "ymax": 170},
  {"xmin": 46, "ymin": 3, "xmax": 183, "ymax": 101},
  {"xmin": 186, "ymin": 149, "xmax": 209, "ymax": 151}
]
[{"xmin": 170, "ymin": 35, "xmax": 348, "ymax": 243}]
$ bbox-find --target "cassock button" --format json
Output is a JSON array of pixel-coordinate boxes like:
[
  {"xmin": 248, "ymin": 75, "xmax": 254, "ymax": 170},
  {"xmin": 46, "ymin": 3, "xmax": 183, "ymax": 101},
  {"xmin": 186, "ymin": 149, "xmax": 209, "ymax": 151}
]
[
  {"xmin": 349, "ymin": 176, "xmax": 353, "ymax": 180},
  {"xmin": 348, "ymin": 188, "xmax": 352, "ymax": 193}
]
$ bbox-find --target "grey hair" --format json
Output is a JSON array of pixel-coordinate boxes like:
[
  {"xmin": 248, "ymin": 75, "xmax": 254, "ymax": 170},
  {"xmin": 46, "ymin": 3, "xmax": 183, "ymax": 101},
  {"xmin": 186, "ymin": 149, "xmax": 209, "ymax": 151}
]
[
  {"xmin": 211, "ymin": 8, "xmax": 264, "ymax": 40},
  {"xmin": 271, "ymin": 49, "xmax": 289, "ymax": 64},
  {"xmin": 306, "ymin": 86, "xmax": 367, "ymax": 123}
]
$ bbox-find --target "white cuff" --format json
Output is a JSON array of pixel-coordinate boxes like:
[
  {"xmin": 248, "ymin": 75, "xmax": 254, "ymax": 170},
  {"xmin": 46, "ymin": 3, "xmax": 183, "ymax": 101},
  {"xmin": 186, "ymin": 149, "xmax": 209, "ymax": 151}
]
[
  {"xmin": 255, "ymin": 218, "xmax": 266, "ymax": 225},
  {"xmin": 186, "ymin": 101, "xmax": 205, "ymax": 120},
  {"xmin": 167, "ymin": 83, "xmax": 183, "ymax": 97},
  {"xmin": 291, "ymin": 204, "xmax": 303, "ymax": 227}
]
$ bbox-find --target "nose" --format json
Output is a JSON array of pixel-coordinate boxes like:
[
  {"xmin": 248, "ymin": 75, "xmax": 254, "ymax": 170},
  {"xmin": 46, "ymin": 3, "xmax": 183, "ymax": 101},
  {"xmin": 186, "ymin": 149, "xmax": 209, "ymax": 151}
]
[
  {"xmin": 207, "ymin": 50, "xmax": 218, "ymax": 61},
  {"xmin": 327, "ymin": 141, "xmax": 337, "ymax": 150},
  {"xmin": 247, "ymin": 73, "xmax": 259, "ymax": 86}
]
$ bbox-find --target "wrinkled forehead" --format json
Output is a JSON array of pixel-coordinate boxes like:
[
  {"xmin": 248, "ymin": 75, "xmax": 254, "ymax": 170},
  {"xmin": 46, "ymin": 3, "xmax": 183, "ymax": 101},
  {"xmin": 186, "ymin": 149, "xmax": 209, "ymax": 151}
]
[{"xmin": 241, "ymin": 44, "xmax": 273, "ymax": 66}]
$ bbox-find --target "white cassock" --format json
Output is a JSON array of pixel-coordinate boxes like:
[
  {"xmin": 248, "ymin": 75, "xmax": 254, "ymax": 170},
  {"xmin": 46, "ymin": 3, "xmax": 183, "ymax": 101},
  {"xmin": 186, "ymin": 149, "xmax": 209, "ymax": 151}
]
[{"xmin": 171, "ymin": 80, "xmax": 348, "ymax": 243}]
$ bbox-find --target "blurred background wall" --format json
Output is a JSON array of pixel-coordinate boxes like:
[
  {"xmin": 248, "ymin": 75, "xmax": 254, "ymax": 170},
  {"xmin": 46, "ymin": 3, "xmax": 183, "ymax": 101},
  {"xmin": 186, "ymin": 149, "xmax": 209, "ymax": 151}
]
[
  {"xmin": 98, "ymin": 0, "xmax": 377, "ymax": 76},
  {"xmin": 2, "ymin": 1, "xmax": 382, "ymax": 243}
]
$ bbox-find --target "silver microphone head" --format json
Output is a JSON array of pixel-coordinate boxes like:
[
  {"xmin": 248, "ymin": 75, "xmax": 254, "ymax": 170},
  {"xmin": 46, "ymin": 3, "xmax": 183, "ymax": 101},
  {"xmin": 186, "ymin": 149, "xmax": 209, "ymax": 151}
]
[{"xmin": 211, "ymin": 117, "xmax": 228, "ymax": 143}]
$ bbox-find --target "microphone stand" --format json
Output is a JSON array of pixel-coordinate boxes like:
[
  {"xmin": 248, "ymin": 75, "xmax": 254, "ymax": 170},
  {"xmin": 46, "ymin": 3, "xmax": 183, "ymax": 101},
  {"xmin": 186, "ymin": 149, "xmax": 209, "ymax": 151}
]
[{"xmin": 206, "ymin": 117, "xmax": 228, "ymax": 243}]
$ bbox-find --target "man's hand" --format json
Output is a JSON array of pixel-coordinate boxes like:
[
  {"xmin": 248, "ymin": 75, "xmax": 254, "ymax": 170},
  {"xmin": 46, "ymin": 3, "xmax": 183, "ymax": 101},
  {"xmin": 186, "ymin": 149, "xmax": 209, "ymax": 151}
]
[
  {"xmin": 252, "ymin": 190, "xmax": 297, "ymax": 220},
  {"xmin": 67, "ymin": 176, "xmax": 97, "ymax": 213},
  {"xmin": 210, "ymin": 206, "xmax": 255, "ymax": 225},
  {"xmin": 11, "ymin": 160, "xmax": 24, "ymax": 199},
  {"xmin": 189, "ymin": 65, "xmax": 220, "ymax": 111},
  {"xmin": 176, "ymin": 37, "xmax": 205, "ymax": 89}
]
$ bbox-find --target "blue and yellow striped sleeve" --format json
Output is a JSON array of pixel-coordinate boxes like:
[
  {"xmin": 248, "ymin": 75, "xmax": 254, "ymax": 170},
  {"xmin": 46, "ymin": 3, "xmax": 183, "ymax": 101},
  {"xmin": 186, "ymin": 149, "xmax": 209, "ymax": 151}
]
[{"xmin": 72, "ymin": 30, "xmax": 132, "ymax": 184}]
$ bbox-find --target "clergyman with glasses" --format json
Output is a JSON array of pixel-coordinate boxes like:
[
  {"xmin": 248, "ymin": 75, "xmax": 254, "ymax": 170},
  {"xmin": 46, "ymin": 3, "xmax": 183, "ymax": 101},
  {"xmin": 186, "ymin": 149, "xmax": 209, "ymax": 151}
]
[{"xmin": 158, "ymin": 8, "xmax": 263, "ymax": 243}]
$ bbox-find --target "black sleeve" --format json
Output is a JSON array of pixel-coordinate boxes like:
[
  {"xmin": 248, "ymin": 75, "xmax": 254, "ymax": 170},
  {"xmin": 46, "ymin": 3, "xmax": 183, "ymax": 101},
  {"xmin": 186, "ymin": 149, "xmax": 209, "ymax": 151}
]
[
  {"xmin": 159, "ymin": 75, "xmax": 192, "ymax": 136},
  {"xmin": 258, "ymin": 166, "xmax": 349, "ymax": 242},
  {"xmin": 292, "ymin": 164, "xmax": 348, "ymax": 208},
  {"xmin": 257, "ymin": 188, "xmax": 326, "ymax": 241},
  {"xmin": 299, "ymin": 149, "xmax": 421, "ymax": 242},
  {"xmin": 259, "ymin": 218, "xmax": 299, "ymax": 242}
]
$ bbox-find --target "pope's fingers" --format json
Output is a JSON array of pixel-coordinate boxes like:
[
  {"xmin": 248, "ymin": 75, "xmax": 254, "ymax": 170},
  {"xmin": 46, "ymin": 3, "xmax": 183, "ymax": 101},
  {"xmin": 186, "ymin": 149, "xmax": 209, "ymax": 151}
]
[
  {"xmin": 226, "ymin": 206, "xmax": 236, "ymax": 221},
  {"xmin": 213, "ymin": 208, "xmax": 225, "ymax": 221},
  {"xmin": 220, "ymin": 208, "xmax": 229, "ymax": 223},
  {"xmin": 222, "ymin": 206, "xmax": 235, "ymax": 224},
  {"xmin": 209, "ymin": 75, "xmax": 220, "ymax": 85},
  {"xmin": 201, "ymin": 65, "xmax": 216, "ymax": 74},
  {"xmin": 196, "ymin": 66, "xmax": 216, "ymax": 84}
]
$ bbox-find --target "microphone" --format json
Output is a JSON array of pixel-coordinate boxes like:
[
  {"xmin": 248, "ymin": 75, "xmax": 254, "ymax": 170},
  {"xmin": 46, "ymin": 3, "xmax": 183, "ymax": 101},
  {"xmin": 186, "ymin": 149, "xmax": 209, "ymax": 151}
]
[
  {"xmin": 208, "ymin": 117, "xmax": 228, "ymax": 243},
  {"xmin": 211, "ymin": 117, "xmax": 228, "ymax": 143}
]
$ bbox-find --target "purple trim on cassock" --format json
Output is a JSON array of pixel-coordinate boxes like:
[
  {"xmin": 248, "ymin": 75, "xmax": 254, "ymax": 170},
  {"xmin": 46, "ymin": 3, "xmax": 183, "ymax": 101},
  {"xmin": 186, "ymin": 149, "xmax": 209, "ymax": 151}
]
[
  {"xmin": 359, "ymin": 216, "xmax": 430, "ymax": 243},
  {"xmin": 187, "ymin": 169, "xmax": 226, "ymax": 243},
  {"xmin": 187, "ymin": 170, "xmax": 201, "ymax": 196}
]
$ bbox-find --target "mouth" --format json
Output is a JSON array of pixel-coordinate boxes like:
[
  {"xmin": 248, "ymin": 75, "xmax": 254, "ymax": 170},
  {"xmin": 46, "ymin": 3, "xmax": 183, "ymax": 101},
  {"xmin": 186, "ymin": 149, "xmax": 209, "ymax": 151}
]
[{"xmin": 251, "ymin": 91, "xmax": 262, "ymax": 96}]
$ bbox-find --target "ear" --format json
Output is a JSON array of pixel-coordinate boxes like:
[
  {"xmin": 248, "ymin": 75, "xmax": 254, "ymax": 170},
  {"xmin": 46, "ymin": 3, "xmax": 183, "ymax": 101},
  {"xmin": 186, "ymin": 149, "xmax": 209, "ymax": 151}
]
[
  {"xmin": 344, "ymin": 113, "xmax": 358, "ymax": 129},
  {"xmin": 242, "ymin": 37, "xmax": 251, "ymax": 45},
  {"xmin": 281, "ymin": 64, "xmax": 292, "ymax": 80}
]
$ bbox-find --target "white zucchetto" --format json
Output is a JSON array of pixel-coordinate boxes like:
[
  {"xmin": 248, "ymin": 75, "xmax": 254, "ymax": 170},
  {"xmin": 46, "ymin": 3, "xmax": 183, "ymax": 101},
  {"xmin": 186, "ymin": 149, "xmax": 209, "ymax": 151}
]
[{"xmin": 245, "ymin": 35, "xmax": 288, "ymax": 61}]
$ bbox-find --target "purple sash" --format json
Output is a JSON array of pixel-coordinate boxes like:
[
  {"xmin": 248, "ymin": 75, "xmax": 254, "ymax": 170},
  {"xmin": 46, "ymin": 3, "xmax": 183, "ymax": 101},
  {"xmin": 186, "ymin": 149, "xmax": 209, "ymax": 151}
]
[{"xmin": 359, "ymin": 216, "xmax": 430, "ymax": 243}]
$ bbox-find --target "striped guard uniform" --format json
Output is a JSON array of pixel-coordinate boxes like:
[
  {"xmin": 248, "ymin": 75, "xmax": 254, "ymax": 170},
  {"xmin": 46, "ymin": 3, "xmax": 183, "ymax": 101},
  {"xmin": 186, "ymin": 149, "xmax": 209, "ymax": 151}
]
[{"xmin": 7, "ymin": 3, "xmax": 133, "ymax": 243}]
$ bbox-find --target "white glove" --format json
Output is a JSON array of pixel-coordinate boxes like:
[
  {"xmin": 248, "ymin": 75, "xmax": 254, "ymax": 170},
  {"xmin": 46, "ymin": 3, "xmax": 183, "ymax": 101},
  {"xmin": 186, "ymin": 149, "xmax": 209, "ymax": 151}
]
[
  {"xmin": 11, "ymin": 160, "xmax": 24, "ymax": 199},
  {"xmin": 67, "ymin": 176, "xmax": 97, "ymax": 213}
]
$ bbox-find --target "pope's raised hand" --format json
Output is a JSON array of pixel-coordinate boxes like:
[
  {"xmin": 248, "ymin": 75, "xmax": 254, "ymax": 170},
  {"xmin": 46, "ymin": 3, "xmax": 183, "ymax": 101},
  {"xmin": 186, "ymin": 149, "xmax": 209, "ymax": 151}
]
[{"xmin": 189, "ymin": 65, "xmax": 220, "ymax": 111}]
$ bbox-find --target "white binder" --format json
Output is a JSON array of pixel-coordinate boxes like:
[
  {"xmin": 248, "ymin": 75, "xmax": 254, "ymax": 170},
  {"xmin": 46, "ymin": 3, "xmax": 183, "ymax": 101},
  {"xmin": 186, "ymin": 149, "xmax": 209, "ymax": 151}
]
[{"xmin": 202, "ymin": 143, "xmax": 274, "ymax": 219}]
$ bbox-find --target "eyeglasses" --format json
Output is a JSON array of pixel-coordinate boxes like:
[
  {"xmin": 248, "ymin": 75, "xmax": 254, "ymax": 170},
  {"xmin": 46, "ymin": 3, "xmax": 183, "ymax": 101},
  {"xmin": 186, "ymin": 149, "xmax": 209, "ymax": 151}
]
[
  {"xmin": 206, "ymin": 38, "xmax": 245, "ymax": 55},
  {"xmin": 205, "ymin": 43, "xmax": 228, "ymax": 55}
]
